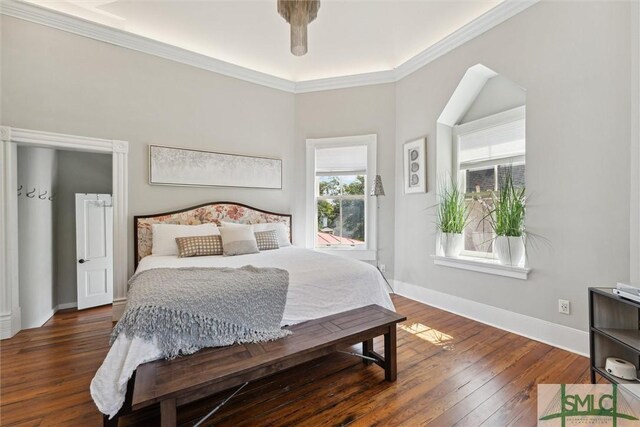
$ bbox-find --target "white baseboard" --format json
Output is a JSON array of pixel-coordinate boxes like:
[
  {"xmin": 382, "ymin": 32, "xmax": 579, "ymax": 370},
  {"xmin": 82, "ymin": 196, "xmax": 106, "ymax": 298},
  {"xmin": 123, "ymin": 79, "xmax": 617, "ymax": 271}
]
[
  {"xmin": 392, "ymin": 280, "xmax": 589, "ymax": 357},
  {"xmin": 9, "ymin": 308, "xmax": 19, "ymax": 338},
  {"xmin": 20, "ymin": 308, "xmax": 55, "ymax": 330},
  {"xmin": 112, "ymin": 298, "xmax": 126, "ymax": 321},
  {"xmin": 0, "ymin": 299, "xmax": 114, "ymax": 339},
  {"xmin": 0, "ymin": 309, "xmax": 20, "ymax": 339},
  {"xmin": 56, "ymin": 302, "xmax": 78, "ymax": 310}
]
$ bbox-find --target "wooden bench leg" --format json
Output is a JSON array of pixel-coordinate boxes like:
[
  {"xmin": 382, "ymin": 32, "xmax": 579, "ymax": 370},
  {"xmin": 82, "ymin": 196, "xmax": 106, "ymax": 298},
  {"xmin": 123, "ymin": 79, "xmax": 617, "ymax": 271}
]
[
  {"xmin": 161, "ymin": 398, "xmax": 177, "ymax": 427},
  {"xmin": 384, "ymin": 325, "xmax": 397, "ymax": 382},
  {"xmin": 103, "ymin": 414, "xmax": 118, "ymax": 427},
  {"xmin": 362, "ymin": 339, "xmax": 374, "ymax": 366}
]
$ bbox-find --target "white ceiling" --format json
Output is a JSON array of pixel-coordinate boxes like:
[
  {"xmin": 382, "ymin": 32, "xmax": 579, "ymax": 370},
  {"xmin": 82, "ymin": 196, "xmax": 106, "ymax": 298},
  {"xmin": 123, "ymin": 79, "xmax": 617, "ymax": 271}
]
[{"xmin": 23, "ymin": 0, "xmax": 503, "ymax": 82}]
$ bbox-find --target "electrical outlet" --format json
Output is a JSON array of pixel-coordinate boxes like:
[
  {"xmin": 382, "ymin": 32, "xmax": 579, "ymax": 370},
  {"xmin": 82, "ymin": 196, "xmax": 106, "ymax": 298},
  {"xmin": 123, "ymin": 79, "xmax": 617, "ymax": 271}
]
[
  {"xmin": 559, "ymin": 299, "xmax": 570, "ymax": 315},
  {"xmin": 379, "ymin": 264, "xmax": 386, "ymax": 273}
]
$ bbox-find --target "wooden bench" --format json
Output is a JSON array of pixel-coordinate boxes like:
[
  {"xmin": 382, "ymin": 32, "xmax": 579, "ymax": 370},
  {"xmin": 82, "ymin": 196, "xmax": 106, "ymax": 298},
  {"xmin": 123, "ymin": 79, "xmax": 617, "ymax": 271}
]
[{"xmin": 106, "ymin": 304, "xmax": 405, "ymax": 426}]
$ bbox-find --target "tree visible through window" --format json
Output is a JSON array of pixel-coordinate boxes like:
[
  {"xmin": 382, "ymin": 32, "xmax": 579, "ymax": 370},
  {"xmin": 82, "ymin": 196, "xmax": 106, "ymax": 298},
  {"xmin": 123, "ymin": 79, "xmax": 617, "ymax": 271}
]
[
  {"xmin": 316, "ymin": 175, "xmax": 365, "ymax": 247},
  {"xmin": 309, "ymin": 137, "xmax": 372, "ymax": 250}
]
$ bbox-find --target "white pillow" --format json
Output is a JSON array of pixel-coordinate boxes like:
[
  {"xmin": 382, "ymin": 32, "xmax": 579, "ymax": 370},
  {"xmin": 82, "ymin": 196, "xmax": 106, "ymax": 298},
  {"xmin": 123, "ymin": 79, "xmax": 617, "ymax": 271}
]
[
  {"xmin": 151, "ymin": 223, "xmax": 219, "ymax": 256},
  {"xmin": 219, "ymin": 224, "xmax": 259, "ymax": 256},
  {"xmin": 221, "ymin": 221, "xmax": 250, "ymax": 229},
  {"xmin": 253, "ymin": 222, "xmax": 291, "ymax": 247}
]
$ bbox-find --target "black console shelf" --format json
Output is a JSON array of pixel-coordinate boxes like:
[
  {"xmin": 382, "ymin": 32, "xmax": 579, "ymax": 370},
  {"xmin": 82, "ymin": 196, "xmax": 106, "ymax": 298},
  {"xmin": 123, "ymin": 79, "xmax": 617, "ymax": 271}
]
[{"xmin": 588, "ymin": 287, "xmax": 640, "ymax": 384}]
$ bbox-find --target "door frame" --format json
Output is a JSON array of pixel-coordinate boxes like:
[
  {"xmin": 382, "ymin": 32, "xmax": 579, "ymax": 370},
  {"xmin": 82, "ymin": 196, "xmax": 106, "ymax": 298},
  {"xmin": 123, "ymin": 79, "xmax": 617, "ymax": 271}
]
[{"xmin": 0, "ymin": 126, "xmax": 129, "ymax": 338}]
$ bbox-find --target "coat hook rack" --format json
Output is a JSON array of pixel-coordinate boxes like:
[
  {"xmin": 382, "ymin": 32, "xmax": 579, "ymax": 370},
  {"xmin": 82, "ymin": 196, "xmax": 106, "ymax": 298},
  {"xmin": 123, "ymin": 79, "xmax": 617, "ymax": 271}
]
[
  {"xmin": 38, "ymin": 190, "xmax": 48, "ymax": 200},
  {"xmin": 26, "ymin": 188, "xmax": 36, "ymax": 198},
  {"xmin": 17, "ymin": 185, "xmax": 23, "ymax": 197}
]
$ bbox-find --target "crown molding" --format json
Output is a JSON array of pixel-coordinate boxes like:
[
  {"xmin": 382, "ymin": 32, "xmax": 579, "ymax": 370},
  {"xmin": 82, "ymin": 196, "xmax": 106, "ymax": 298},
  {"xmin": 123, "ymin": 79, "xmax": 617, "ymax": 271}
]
[
  {"xmin": 0, "ymin": 0, "xmax": 296, "ymax": 93},
  {"xmin": 295, "ymin": 69, "xmax": 396, "ymax": 94},
  {"xmin": 395, "ymin": 0, "xmax": 540, "ymax": 80},
  {"xmin": 1, "ymin": 0, "xmax": 539, "ymax": 94}
]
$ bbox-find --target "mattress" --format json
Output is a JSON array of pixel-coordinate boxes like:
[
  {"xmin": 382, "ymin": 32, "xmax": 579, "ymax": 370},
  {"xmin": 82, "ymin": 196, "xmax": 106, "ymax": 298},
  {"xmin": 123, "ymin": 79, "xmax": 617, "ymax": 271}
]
[{"xmin": 91, "ymin": 246, "xmax": 394, "ymax": 417}]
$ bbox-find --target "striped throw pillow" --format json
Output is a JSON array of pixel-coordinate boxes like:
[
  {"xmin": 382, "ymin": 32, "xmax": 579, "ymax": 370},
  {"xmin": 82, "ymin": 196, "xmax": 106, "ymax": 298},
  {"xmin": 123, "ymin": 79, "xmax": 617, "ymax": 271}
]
[
  {"xmin": 175, "ymin": 235, "xmax": 223, "ymax": 257},
  {"xmin": 255, "ymin": 230, "xmax": 280, "ymax": 251}
]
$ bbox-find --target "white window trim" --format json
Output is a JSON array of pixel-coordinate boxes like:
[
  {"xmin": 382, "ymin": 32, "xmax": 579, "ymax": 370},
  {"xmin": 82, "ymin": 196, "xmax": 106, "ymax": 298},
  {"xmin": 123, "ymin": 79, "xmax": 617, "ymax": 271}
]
[
  {"xmin": 454, "ymin": 105, "xmax": 526, "ymax": 138},
  {"xmin": 460, "ymin": 155, "xmax": 525, "ymax": 172},
  {"xmin": 433, "ymin": 255, "xmax": 530, "ymax": 280},
  {"xmin": 436, "ymin": 105, "xmax": 528, "ymax": 274},
  {"xmin": 460, "ymin": 248, "xmax": 497, "ymax": 260},
  {"xmin": 305, "ymin": 135, "xmax": 377, "ymax": 261}
]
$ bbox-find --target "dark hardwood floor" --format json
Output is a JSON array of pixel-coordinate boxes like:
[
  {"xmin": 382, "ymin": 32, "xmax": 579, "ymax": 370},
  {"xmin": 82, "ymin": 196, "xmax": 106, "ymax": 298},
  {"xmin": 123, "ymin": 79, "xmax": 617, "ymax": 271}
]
[{"xmin": 1, "ymin": 294, "xmax": 591, "ymax": 426}]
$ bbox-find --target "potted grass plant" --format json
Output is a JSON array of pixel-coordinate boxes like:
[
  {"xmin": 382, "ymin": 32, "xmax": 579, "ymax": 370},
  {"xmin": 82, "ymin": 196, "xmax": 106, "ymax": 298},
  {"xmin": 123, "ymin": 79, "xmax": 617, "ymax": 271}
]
[
  {"xmin": 485, "ymin": 171, "xmax": 526, "ymax": 266},
  {"xmin": 436, "ymin": 178, "xmax": 468, "ymax": 258}
]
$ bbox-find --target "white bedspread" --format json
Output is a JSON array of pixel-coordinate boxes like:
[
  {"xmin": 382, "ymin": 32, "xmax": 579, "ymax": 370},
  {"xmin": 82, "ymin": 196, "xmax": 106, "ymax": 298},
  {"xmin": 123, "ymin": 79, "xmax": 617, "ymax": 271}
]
[{"xmin": 91, "ymin": 246, "xmax": 394, "ymax": 417}]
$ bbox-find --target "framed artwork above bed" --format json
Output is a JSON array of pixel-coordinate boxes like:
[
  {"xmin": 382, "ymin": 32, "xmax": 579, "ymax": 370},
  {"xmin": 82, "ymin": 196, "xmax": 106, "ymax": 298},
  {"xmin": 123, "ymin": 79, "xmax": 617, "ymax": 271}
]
[{"xmin": 149, "ymin": 145, "xmax": 282, "ymax": 189}]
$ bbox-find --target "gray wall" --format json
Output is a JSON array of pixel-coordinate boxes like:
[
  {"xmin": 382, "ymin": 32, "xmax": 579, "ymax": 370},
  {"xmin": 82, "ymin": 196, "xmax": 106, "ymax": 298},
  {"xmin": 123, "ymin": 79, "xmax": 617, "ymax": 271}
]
[
  {"xmin": 55, "ymin": 150, "xmax": 112, "ymax": 306},
  {"xmin": 0, "ymin": 15, "xmax": 296, "ymax": 275},
  {"xmin": 394, "ymin": 0, "xmax": 633, "ymax": 331},
  {"xmin": 294, "ymin": 84, "xmax": 396, "ymax": 277},
  {"xmin": 460, "ymin": 75, "xmax": 526, "ymax": 124},
  {"xmin": 17, "ymin": 146, "xmax": 57, "ymax": 328},
  {"xmin": 1, "ymin": 1, "xmax": 638, "ymax": 334}
]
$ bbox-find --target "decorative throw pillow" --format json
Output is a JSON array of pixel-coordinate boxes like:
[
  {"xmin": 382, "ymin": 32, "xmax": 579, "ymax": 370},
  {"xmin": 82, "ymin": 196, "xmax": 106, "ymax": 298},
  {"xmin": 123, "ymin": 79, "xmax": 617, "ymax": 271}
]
[
  {"xmin": 175, "ymin": 235, "xmax": 223, "ymax": 258},
  {"xmin": 254, "ymin": 230, "xmax": 280, "ymax": 251},
  {"xmin": 219, "ymin": 225, "xmax": 259, "ymax": 256},
  {"xmin": 151, "ymin": 223, "xmax": 219, "ymax": 256},
  {"xmin": 221, "ymin": 221, "xmax": 249, "ymax": 229},
  {"xmin": 253, "ymin": 222, "xmax": 291, "ymax": 247}
]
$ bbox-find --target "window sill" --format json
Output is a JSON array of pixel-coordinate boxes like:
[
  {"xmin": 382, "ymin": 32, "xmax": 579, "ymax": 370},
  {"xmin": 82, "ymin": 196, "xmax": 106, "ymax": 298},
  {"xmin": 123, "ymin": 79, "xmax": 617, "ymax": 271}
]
[
  {"xmin": 433, "ymin": 255, "xmax": 530, "ymax": 280},
  {"xmin": 315, "ymin": 248, "xmax": 376, "ymax": 261}
]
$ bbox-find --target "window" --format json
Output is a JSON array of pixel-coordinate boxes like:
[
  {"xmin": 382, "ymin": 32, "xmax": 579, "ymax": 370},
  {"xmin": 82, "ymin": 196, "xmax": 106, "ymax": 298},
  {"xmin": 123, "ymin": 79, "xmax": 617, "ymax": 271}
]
[
  {"xmin": 306, "ymin": 135, "xmax": 377, "ymax": 259},
  {"xmin": 455, "ymin": 107, "xmax": 526, "ymax": 257},
  {"xmin": 316, "ymin": 175, "xmax": 366, "ymax": 247}
]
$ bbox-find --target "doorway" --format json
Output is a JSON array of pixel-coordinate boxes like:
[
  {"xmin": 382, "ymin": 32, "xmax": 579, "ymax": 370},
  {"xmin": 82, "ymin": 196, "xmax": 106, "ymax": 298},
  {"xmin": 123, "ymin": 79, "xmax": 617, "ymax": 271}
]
[
  {"xmin": 17, "ymin": 147, "xmax": 113, "ymax": 328},
  {"xmin": 0, "ymin": 126, "xmax": 129, "ymax": 338}
]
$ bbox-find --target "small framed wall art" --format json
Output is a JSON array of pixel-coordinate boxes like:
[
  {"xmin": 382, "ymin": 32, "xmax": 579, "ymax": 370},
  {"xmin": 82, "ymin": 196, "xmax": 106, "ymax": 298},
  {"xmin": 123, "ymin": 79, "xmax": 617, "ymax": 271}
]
[{"xmin": 403, "ymin": 137, "xmax": 426, "ymax": 194}]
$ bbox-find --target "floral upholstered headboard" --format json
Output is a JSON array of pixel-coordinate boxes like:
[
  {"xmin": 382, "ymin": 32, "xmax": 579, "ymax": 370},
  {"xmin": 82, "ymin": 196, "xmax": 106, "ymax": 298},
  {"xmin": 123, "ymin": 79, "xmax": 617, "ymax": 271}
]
[{"xmin": 134, "ymin": 202, "xmax": 292, "ymax": 267}]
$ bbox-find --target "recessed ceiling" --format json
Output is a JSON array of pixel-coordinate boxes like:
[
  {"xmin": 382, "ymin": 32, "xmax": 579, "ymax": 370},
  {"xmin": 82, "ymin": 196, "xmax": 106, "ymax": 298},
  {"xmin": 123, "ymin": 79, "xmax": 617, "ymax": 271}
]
[{"xmin": 22, "ymin": 0, "xmax": 503, "ymax": 82}]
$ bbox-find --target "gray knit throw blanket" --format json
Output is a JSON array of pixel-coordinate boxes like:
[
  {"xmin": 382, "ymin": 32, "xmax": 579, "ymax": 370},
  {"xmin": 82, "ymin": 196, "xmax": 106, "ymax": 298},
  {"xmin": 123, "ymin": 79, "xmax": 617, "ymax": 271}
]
[{"xmin": 110, "ymin": 266, "xmax": 291, "ymax": 358}]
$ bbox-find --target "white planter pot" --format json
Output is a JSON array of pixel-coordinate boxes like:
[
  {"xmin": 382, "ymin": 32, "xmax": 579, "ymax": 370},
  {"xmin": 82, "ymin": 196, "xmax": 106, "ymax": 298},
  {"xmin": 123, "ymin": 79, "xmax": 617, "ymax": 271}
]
[
  {"xmin": 441, "ymin": 233, "xmax": 464, "ymax": 258},
  {"xmin": 495, "ymin": 236, "xmax": 525, "ymax": 266}
]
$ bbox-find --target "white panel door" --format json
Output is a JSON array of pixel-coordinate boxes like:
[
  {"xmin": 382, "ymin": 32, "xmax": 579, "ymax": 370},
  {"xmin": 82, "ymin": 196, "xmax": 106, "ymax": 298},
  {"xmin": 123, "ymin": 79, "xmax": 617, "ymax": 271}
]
[{"xmin": 76, "ymin": 194, "xmax": 113, "ymax": 310}]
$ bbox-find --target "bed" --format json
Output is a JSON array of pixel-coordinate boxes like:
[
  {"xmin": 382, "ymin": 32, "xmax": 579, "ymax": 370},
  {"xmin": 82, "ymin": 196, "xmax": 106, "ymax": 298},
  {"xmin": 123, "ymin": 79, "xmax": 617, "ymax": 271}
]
[{"xmin": 91, "ymin": 202, "xmax": 394, "ymax": 418}]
